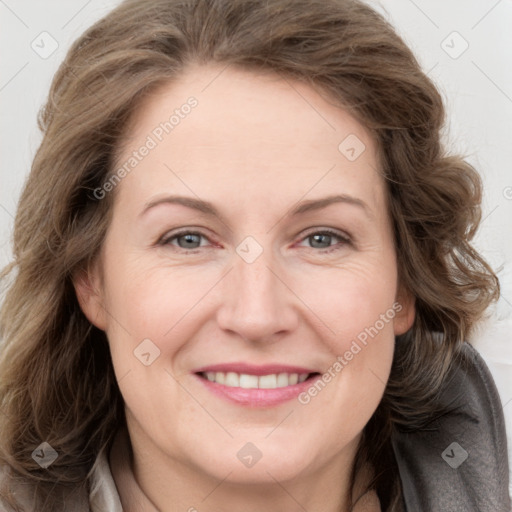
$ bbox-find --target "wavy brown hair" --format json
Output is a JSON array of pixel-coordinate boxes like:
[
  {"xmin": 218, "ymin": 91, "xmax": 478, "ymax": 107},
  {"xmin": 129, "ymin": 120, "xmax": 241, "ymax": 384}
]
[{"xmin": 0, "ymin": 0, "xmax": 499, "ymax": 510}]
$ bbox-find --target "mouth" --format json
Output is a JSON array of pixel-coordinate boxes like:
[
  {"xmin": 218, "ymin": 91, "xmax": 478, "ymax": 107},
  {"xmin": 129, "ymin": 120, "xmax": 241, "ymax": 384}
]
[
  {"xmin": 193, "ymin": 364, "xmax": 322, "ymax": 407},
  {"xmin": 197, "ymin": 370, "xmax": 319, "ymax": 389}
]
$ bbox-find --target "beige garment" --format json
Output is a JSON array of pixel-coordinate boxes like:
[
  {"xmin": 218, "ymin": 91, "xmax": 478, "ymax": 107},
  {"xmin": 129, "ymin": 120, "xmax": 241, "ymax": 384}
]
[
  {"xmin": 104, "ymin": 427, "xmax": 160, "ymax": 512},
  {"xmin": 88, "ymin": 442, "xmax": 123, "ymax": 512}
]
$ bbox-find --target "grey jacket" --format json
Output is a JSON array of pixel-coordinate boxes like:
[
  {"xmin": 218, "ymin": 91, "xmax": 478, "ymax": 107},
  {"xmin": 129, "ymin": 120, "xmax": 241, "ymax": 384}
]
[
  {"xmin": 2, "ymin": 340, "xmax": 511, "ymax": 511},
  {"xmin": 391, "ymin": 340, "xmax": 511, "ymax": 511}
]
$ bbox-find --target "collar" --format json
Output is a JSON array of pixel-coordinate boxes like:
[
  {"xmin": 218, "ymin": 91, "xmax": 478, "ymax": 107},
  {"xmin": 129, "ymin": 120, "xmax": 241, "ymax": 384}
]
[{"xmin": 89, "ymin": 426, "xmax": 159, "ymax": 512}]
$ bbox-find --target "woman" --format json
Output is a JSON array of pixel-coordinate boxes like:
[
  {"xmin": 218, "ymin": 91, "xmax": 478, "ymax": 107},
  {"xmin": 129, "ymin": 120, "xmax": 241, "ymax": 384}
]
[{"xmin": 0, "ymin": 0, "xmax": 509, "ymax": 510}]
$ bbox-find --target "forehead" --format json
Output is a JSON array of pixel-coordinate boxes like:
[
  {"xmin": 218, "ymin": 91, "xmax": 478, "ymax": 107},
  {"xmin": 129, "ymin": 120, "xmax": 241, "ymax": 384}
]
[{"xmin": 113, "ymin": 63, "xmax": 385, "ymax": 216}]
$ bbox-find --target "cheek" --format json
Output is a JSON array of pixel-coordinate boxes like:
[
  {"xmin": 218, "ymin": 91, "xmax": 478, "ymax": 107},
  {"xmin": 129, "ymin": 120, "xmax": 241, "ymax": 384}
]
[
  {"xmin": 295, "ymin": 257, "xmax": 398, "ymax": 349},
  {"xmin": 295, "ymin": 276, "xmax": 397, "ymax": 447},
  {"xmin": 294, "ymin": 256, "xmax": 398, "ymax": 407},
  {"xmin": 102, "ymin": 256, "xmax": 207, "ymax": 340},
  {"xmin": 288, "ymin": 272, "xmax": 397, "ymax": 471},
  {"xmin": 99, "ymin": 260, "xmax": 202, "ymax": 424}
]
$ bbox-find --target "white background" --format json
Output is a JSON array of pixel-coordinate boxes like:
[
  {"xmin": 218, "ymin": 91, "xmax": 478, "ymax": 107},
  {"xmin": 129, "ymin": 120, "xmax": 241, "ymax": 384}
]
[{"xmin": 1, "ymin": 0, "xmax": 511, "ymax": 493}]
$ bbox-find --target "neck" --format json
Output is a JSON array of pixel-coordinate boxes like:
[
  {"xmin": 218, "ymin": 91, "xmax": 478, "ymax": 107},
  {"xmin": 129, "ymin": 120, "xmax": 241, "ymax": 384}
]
[{"xmin": 110, "ymin": 423, "xmax": 380, "ymax": 512}]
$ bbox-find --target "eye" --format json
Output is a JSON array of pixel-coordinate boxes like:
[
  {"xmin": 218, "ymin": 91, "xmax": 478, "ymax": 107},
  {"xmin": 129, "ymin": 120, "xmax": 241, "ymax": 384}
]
[
  {"xmin": 158, "ymin": 230, "xmax": 211, "ymax": 250},
  {"xmin": 297, "ymin": 229, "xmax": 351, "ymax": 253},
  {"xmin": 157, "ymin": 228, "xmax": 351, "ymax": 253}
]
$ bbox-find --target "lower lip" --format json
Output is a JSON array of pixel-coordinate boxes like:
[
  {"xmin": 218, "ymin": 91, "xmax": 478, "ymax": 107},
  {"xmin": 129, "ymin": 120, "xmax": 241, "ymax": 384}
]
[{"xmin": 194, "ymin": 373, "xmax": 321, "ymax": 407}]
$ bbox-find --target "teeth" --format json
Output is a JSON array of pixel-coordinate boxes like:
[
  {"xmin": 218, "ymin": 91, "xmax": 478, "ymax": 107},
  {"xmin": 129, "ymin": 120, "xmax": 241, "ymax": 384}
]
[
  {"xmin": 203, "ymin": 371, "xmax": 311, "ymax": 389},
  {"xmin": 224, "ymin": 372, "xmax": 239, "ymax": 387},
  {"xmin": 239, "ymin": 374, "xmax": 259, "ymax": 388},
  {"xmin": 259, "ymin": 374, "xmax": 277, "ymax": 389},
  {"xmin": 276, "ymin": 373, "xmax": 289, "ymax": 387}
]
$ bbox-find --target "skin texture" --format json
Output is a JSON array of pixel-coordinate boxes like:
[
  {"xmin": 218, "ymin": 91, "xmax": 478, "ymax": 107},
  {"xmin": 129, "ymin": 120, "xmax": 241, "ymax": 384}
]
[{"xmin": 75, "ymin": 63, "xmax": 415, "ymax": 512}]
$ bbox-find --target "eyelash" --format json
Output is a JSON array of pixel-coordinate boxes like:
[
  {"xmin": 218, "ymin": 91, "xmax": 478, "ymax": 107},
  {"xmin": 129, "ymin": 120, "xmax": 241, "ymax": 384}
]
[{"xmin": 157, "ymin": 228, "xmax": 352, "ymax": 254}]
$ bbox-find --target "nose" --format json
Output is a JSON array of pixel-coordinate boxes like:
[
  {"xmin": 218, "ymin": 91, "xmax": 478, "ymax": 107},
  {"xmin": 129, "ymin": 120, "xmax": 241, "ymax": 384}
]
[{"xmin": 215, "ymin": 247, "xmax": 299, "ymax": 344}]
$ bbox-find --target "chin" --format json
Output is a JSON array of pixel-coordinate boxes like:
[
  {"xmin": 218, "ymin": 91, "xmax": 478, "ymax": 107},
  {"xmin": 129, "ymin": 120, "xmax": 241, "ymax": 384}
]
[{"xmin": 185, "ymin": 435, "xmax": 328, "ymax": 485}]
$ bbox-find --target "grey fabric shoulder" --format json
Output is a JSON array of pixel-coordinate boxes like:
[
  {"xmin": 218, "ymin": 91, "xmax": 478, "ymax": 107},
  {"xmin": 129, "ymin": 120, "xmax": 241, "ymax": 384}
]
[{"xmin": 391, "ymin": 340, "xmax": 511, "ymax": 512}]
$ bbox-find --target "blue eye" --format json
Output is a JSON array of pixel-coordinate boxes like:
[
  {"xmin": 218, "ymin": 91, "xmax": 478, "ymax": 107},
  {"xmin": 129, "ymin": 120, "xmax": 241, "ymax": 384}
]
[
  {"xmin": 299, "ymin": 229, "xmax": 351, "ymax": 253},
  {"xmin": 158, "ymin": 228, "xmax": 351, "ymax": 253},
  {"xmin": 160, "ymin": 231, "xmax": 208, "ymax": 250}
]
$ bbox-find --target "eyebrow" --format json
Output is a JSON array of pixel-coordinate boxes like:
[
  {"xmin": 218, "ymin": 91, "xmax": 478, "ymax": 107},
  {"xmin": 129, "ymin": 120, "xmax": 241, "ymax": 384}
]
[
  {"xmin": 290, "ymin": 194, "xmax": 371, "ymax": 217},
  {"xmin": 140, "ymin": 194, "xmax": 371, "ymax": 220}
]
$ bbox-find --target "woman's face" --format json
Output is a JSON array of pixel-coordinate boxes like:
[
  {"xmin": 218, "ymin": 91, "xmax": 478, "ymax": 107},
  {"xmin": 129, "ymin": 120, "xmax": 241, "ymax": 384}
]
[{"xmin": 76, "ymin": 63, "xmax": 414, "ymax": 487}]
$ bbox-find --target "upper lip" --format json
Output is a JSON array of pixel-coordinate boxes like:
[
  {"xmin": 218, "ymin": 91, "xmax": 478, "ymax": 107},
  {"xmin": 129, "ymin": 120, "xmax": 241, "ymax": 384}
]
[{"xmin": 194, "ymin": 363, "xmax": 319, "ymax": 376}]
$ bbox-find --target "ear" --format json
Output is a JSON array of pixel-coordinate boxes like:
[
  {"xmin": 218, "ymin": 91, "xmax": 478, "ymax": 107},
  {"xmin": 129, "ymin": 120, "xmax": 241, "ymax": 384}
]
[
  {"xmin": 72, "ymin": 259, "xmax": 108, "ymax": 331},
  {"xmin": 393, "ymin": 285, "xmax": 415, "ymax": 336}
]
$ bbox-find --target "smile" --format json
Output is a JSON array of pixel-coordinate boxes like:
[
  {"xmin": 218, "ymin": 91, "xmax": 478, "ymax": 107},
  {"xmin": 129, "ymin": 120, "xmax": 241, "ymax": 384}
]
[
  {"xmin": 200, "ymin": 371, "xmax": 311, "ymax": 389},
  {"xmin": 193, "ymin": 364, "xmax": 322, "ymax": 407}
]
